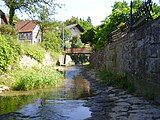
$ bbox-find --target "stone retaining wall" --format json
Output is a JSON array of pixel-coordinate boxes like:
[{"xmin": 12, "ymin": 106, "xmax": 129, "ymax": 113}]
[
  {"xmin": 90, "ymin": 17, "xmax": 160, "ymax": 102},
  {"xmin": 20, "ymin": 52, "xmax": 55, "ymax": 68}
]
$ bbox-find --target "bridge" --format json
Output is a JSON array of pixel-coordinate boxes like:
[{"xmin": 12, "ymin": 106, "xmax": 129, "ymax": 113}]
[
  {"xmin": 60, "ymin": 47, "xmax": 92, "ymax": 65},
  {"xmin": 64, "ymin": 47, "xmax": 92, "ymax": 54}
]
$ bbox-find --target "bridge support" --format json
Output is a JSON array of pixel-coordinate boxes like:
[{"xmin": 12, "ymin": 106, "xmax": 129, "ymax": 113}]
[{"xmin": 64, "ymin": 53, "xmax": 66, "ymax": 65}]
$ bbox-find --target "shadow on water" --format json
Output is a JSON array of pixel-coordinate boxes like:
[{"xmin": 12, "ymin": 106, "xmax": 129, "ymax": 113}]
[{"xmin": 0, "ymin": 66, "xmax": 91, "ymax": 120}]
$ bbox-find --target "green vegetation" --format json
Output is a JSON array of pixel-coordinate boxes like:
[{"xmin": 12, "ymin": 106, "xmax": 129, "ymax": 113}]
[
  {"xmin": 0, "ymin": 24, "xmax": 18, "ymax": 38},
  {"xmin": 13, "ymin": 67, "xmax": 64, "ymax": 90},
  {"xmin": 81, "ymin": 0, "xmax": 160, "ymax": 51},
  {"xmin": 0, "ymin": 21, "xmax": 64, "ymax": 91},
  {"xmin": 65, "ymin": 16, "xmax": 93, "ymax": 31},
  {"xmin": 21, "ymin": 43, "xmax": 46, "ymax": 63},
  {"xmin": 0, "ymin": 35, "xmax": 20, "ymax": 72},
  {"xmin": 97, "ymin": 70, "xmax": 135, "ymax": 93},
  {"xmin": 2, "ymin": 0, "xmax": 61, "ymax": 25},
  {"xmin": 0, "ymin": 67, "xmax": 64, "ymax": 90}
]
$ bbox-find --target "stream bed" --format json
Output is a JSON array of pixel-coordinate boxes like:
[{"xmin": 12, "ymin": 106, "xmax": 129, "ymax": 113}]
[{"xmin": 0, "ymin": 66, "xmax": 91, "ymax": 120}]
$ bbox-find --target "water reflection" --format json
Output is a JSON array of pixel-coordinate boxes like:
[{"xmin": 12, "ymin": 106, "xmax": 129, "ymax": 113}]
[{"xmin": 0, "ymin": 66, "xmax": 91, "ymax": 119}]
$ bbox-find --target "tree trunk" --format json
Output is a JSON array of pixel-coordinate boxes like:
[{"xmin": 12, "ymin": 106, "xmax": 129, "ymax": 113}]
[{"xmin": 9, "ymin": 5, "xmax": 15, "ymax": 25}]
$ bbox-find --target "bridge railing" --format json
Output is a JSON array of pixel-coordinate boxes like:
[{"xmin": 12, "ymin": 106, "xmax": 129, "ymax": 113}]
[
  {"xmin": 110, "ymin": 0, "xmax": 153, "ymax": 43},
  {"xmin": 64, "ymin": 47, "xmax": 92, "ymax": 54}
]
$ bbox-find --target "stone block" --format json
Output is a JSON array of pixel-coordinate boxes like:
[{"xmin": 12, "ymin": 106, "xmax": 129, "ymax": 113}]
[
  {"xmin": 150, "ymin": 73, "xmax": 160, "ymax": 85},
  {"xmin": 148, "ymin": 58, "xmax": 160, "ymax": 73},
  {"xmin": 148, "ymin": 44, "xmax": 159, "ymax": 58}
]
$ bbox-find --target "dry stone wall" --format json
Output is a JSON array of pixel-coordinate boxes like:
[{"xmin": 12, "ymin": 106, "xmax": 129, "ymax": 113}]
[
  {"xmin": 90, "ymin": 17, "xmax": 160, "ymax": 102},
  {"xmin": 20, "ymin": 52, "xmax": 55, "ymax": 68}
]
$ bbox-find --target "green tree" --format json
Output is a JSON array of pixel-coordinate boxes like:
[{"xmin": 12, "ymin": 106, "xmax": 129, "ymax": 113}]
[
  {"xmin": 41, "ymin": 31, "xmax": 62, "ymax": 53},
  {"xmin": 2, "ymin": 0, "xmax": 61, "ymax": 25},
  {"xmin": 65, "ymin": 17, "xmax": 79, "ymax": 25},
  {"xmin": 81, "ymin": 27, "xmax": 96, "ymax": 46},
  {"xmin": 91, "ymin": 0, "xmax": 160, "ymax": 51},
  {"xmin": 65, "ymin": 17, "xmax": 93, "ymax": 30},
  {"xmin": 87, "ymin": 16, "xmax": 92, "ymax": 24},
  {"xmin": 71, "ymin": 36, "xmax": 84, "ymax": 48},
  {"xmin": 93, "ymin": 1, "xmax": 130, "ymax": 50},
  {"xmin": 36, "ymin": 6, "xmax": 53, "ymax": 42}
]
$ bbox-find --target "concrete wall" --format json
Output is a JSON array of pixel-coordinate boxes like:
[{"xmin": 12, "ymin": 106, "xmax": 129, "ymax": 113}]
[{"xmin": 90, "ymin": 17, "xmax": 160, "ymax": 102}]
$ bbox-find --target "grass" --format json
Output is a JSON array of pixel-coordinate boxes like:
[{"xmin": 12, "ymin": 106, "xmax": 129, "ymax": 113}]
[
  {"xmin": 20, "ymin": 43, "xmax": 46, "ymax": 63},
  {"xmin": 97, "ymin": 70, "xmax": 135, "ymax": 93},
  {"xmin": 0, "ymin": 67, "xmax": 64, "ymax": 91},
  {"xmin": 84, "ymin": 64, "xmax": 94, "ymax": 70}
]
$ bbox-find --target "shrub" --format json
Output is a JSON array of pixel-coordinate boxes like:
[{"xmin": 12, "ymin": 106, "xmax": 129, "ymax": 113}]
[
  {"xmin": 41, "ymin": 31, "xmax": 62, "ymax": 53},
  {"xmin": 0, "ymin": 35, "xmax": 20, "ymax": 72},
  {"xmin": 0, "ymin": 24, "xmax": 18, "ymax": 38}
]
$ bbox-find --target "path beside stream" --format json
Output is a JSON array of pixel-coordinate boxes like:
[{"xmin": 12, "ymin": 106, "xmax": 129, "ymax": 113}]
[{"xmin": 82, "ymin": 69, "xmax": 160, "ymax": 120}]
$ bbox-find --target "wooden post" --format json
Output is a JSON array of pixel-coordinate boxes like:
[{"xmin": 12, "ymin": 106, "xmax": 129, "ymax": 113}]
[
  {"xmin": 130, "ymin": 0, "xmax": 133, "ymax": 32},
  {"xmin": 64, "ymin": 53, "xmax": 66, "ymax": 65}
]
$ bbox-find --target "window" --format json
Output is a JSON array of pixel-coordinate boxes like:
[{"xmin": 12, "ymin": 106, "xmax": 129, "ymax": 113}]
[{"xmin": 19, "ymin": 32, "xmax": 32, "ymax": 41}]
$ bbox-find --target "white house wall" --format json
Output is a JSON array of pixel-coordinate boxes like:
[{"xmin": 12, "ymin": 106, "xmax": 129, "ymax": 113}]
[
  {"xmin": 70, "ymin": 27, "xmax": 81, "ymax": 37},
  {"xmin": 0, "ymin": 18, "xmax": 1, "ymax": 25},
  {"xmin": 32, "ymin": 25, "xmax": 41, "ymax": 44}
]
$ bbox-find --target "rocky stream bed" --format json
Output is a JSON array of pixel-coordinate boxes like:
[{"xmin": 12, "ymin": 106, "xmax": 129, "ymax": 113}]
[
  {"xmin": 1, "ymin": 66, "xmax": 160, "ymax": 120},
  {"xmin": 81, "ymin": 69, "xmax": 160, "ymax": 120}
]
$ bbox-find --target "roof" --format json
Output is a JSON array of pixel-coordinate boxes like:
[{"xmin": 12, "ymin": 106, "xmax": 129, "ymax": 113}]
[
  {"xmin": 0, "ymin": 9, "xmax": 8, "ymax": 24},
  {"xmin": 66, "ymin": 23, "xmax": 84, "ymax": 32},
  {"xmin": 16, "ymin": 21, "xmax": 37, "ymax": 33}
]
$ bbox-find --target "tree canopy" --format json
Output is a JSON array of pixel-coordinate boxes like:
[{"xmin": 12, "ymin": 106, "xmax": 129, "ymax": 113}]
[
  {"xmin": 80, "ymin": 0, "xmax": 160, "ymax": 51},
  {"xmin": 2, "ymin": 0, "xmax": 62, "ymax": 25},
  {"xmin": 64, "ymin": 16, "xmax": 93, "ymax": 31}
]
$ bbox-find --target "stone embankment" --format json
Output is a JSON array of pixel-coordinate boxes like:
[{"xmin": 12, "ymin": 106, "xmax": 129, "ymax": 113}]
[
  {"xmin": 0, "ymin": 85, "xmax": 9, "ymax": 93},
  {"xmin": 82, "ymin": 69, "xmax": 160, "ymax": 120}
]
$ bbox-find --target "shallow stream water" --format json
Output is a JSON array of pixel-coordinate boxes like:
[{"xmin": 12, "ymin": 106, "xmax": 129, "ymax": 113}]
[{"xmin": 0, "ymin": 66, "xmax": 91, "ymax": 120}]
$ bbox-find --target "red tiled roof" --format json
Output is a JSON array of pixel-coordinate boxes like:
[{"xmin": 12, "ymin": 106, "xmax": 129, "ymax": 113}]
[{"xmin": 16, "ymin": 21, "xmax": 37, "ymax": 32}]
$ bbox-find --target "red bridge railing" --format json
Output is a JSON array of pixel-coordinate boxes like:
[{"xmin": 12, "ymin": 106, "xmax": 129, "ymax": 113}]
[{"xmin": 64, "ymin": 47, "xmax": 92, "ymax": 54}]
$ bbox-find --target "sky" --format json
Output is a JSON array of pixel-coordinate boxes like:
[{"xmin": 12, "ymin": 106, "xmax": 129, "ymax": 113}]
[{"xmin": 0, "ymin": 0, "xmax": 159, "ymax": 26}]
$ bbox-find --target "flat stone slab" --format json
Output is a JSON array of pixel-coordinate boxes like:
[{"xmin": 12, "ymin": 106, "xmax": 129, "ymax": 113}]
[{"xmin": 82, "ymin": 70, "xmax": 160, "ymax": 120}]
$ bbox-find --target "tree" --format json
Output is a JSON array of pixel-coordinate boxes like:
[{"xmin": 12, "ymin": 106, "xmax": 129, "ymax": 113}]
[
  {"xmin": 92, "ymin": 1, "xmax": 130, "ymax": 50},
  {"xmin": 65, "ymin": 17, "xmax": 93, "ymax": 31},
  {"xmin": 81, "ymin": 27, "xmax": 96, "ymax": 45},
  {"xmin": 2, "ymin": 0, "xmax": 61, "ymax": 25},
  {"xmin": 87, "ymin": 16, "xmax": 92, "ymax": 24},
  {"xmin": 91, "ymin": 0, "xmax": 160, "ymax": 51},
  {"xmin": 65, "ymin": 17, "xmax": 79, "ymax": 25},
  {"xmin": 36, "ymin": 6, "xmax": 53, "ymax": 42}
]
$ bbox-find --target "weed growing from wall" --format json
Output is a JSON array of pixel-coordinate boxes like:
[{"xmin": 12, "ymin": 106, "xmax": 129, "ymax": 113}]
[{"xmin": 97, "ymin": 70, "xmax": 135, "ymax": 93}]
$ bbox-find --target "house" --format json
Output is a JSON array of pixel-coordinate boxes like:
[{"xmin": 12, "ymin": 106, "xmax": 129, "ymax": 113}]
[
  {"xmin": 66, "ymin": 23, "xmax": 84, "ymax": 37},
  {"xmin": 0, "ymin": 9, "xmax": 8, "ymax": 25},
  {"xmin": 16, "ymin": 21, "xmax": 41, "ymax": 44}
]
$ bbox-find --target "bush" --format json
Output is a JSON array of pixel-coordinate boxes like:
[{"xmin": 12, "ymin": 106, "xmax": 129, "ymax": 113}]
[
  {"xmin": 0, "ymin": 35, "xmax": 20, "ymax": 72},
  {"xmin": 0, "ymin": 24, "xmax": 18, "ymax": 38},
  {"xmin": 41, "ymin": 31, "xmax": 62, "ymax": 53},
  {"xmin": 71, "ymin": 36, "xmax": 84, "ymax": 48},
  {"xmin": 97, "ymin": 70, "xmax": 135, "ymax": 93},
  {"xmin": 21, "ymin": 43, "xmax": 45, "ymax": 63},
  {"xmin": 13, "ymin": 67, "xmax": 64, "ymax": 90}
]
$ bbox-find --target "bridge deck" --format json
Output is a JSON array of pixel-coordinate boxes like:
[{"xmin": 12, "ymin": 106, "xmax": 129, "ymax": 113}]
[{"xmin": 64, "ymin": 48, "xmax": 92, "ymax": 54}]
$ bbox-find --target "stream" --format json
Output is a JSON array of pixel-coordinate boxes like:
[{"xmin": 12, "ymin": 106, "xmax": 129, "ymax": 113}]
[{"xmin": 0, "ymin": 66, "xmax": 91, "ymax": 120}]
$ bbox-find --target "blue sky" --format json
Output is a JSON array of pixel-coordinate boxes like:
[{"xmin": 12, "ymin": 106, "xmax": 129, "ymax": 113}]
[{"xmin": 0, "ymin": 0, "xmax": 159, "ymax": 26}]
